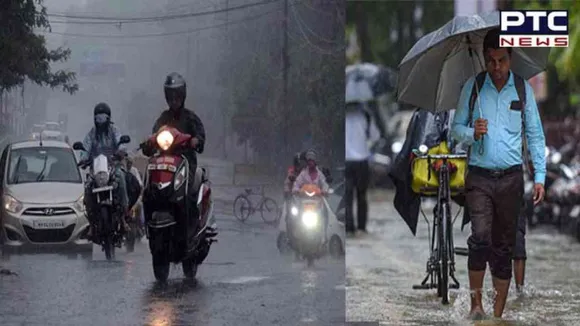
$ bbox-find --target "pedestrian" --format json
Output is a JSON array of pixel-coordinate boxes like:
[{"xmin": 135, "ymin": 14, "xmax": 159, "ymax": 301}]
[
  {"xmin": 345, "ymin": 99, "xmax": 380, "ymax": 237},
  {"xmin": 451, "ymin": 28, "xmax": 546, "ymax": 320}
]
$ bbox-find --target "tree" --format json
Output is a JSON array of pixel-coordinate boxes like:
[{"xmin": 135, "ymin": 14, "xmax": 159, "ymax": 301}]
[
  {"xmin": 346, "ymin": 0, "xmax": 454, "ymax": 68},
  {"xmin": 229, "ymin": 0, "xmax": 344, "ymax": 170},
  {"xmin": 0, "ymin": 0, "xmax": 78, "ymax": 95}
]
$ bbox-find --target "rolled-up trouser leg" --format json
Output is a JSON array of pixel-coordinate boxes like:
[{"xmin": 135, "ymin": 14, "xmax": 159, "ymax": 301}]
[
  {"xmin": 490, "ymin": 171, "xmax": 523, "ymax": 280},
  {"xmin": 513, "ymin": 204, "xmax": 527, "ymax": 260},
  {"xmin": 466, "ymin": 173, "xmax": 495, "ymax": 272}
]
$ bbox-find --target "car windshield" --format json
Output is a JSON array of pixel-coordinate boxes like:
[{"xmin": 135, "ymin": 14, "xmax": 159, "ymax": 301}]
[
  {"xmin": 7, "ymin": 147, "xmax": 81, "ymax": 184},
  {"xmin": 31, "ymin": 125, "xmax": 43, "ymax": 133},
  {"xmin": 45, "ymin": 123, "xmax": 60, "ymax": 131}
]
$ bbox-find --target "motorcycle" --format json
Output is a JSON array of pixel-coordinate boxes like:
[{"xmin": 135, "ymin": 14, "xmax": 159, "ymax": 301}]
[
  {"xmin": 277, "ymin": 184, "xmax": 344, "ymax": 267},
  {"xmin": 140, "ymin": 126, "xmax": 217, "ymax": 282},
  {"xmin": 529, "ymin": 146, "xmax": 569, "ymax": 227},
  {"xmin": 72, "ymin": 135, "xmax": 131, "ymax": 260}
]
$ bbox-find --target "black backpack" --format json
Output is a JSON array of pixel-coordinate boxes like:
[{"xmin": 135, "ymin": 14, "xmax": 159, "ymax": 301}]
[
  {"xmin": 467, "ymin": 71, "xmax": 532, "ymax": 173},
  {"xmin": 125, "ymin": 170, "xmax": 142, "ymax": 208}
]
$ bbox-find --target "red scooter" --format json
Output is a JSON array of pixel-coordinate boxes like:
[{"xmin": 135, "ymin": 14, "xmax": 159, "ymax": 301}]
[{"xmin": 140, "ymin": 126, "xmax": 217, "ymax": 282}]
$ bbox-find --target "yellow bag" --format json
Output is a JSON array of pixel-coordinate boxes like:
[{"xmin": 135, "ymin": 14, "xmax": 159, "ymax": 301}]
[{"xmin": 410, "ymin": 141, "xmax": 467, "ymax": 196}]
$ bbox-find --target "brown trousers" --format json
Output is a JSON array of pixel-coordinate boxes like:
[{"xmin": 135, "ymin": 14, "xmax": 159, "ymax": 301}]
[{"xmin": 465, "ymin": 165, "xmax": 524, "ymax": 280}]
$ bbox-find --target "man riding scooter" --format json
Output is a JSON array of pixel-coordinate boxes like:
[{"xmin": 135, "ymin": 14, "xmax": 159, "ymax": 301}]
[{"xmin": 291, "ymin": 150, "xmax": 331, "ymax": 232}]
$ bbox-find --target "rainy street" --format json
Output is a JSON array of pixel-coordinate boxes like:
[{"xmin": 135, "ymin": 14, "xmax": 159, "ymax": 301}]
[
  {"xmin": 0, "ymin": 197, "xmax": 345, "ymax": 326},
  {"xmin": 346, "ymin": 190, "xmax": 580, "ymax": 326}
]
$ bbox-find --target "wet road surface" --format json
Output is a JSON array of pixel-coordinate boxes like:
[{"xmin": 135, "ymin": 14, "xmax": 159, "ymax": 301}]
[
  {"xmin": 0, "ymin": 213, "xmax": 345, "ymax": 325},
  {"xmin": 347, "ymin": 190, "xmax": 580, "ymax": 326}
]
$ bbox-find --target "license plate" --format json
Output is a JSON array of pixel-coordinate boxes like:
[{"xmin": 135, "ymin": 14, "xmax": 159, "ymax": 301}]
[
  {"xmin": 33, "ymin": 220, "xmax": 65, "ymax": 229},
  {"xmin": 303, "ymin": 203, "xmax": 317, "ymax": 210}
]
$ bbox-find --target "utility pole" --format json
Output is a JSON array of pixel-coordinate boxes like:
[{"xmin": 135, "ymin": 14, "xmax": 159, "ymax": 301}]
[
  {"xmin": 282, "ymin": 0, "xmax": 289, "ymax": 156},
  {"xmin": 223, "ymin": 0, "xmax": 229, "ymax": 159}
]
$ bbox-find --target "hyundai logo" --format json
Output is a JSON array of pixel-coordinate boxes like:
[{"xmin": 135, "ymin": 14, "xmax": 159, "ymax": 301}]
[{"xmin": 44, "ymin": 208, "xmax": 54, "ymax": 216}]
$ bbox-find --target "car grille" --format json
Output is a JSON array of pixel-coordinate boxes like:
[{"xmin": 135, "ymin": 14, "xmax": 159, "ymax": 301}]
[
  {"xmin": 23, "ymin": 224, "xmax": 76, "ymax": 243},
  {"xmin": 22, "ymin": 207, "xmax": 74, "ymax": 216}
]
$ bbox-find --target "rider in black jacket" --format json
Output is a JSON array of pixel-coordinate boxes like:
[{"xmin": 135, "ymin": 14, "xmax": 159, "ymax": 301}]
[
  {"xmin": 145, "ymin": 72, "xmax": 206, "ymax": 165},
  {"xmin": 143, "ymin": 72, "xmax": 206, "ymax": 249}
]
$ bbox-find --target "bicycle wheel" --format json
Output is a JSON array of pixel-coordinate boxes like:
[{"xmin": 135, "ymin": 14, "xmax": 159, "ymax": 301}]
[
  {"xmin": 233, "ymin": 195, "xmax": 252, "ymax": 222},
  {"xmin": 260, "ymin": 197, "xmax": 280, "ymax": 224},
  {"xmin": 439, "ymin": 202, "xmax": 450, "ymax": 305}
]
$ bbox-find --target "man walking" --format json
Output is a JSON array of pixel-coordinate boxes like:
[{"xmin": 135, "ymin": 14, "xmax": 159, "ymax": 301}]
[
  {"xmin": 344, "ymin": 99, "xmax": 380, "ymax": 236},
  {"xmin": 451, "ymin": 28, "xmax": 546, "ymax": 319}
]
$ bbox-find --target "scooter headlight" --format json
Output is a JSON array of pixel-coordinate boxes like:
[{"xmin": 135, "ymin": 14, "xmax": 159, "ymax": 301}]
[
  {"xmin": 290, "ymin": 206, "xmax": 299, "ymax": 216},
  {"xmin": 95, "ymin": 171, "xmax": 109, "ymax": 187},
  {"xmin": 174, "ymin": 164, "xmax": 187, "ymax": 190},
  {"xmin": 156, "ymin": 130, "xmax": 174, "ymax": 151},
  {"xmin": 551, "ymin": 152, "xmax": 562, "ymax": 164},
  {"xmin": 391, "ymin": 141, "xmax": 403, "ymax": 154},
  {"xmin": 301, "ymin": 210, "xmax": 319, "ymax": 229}
]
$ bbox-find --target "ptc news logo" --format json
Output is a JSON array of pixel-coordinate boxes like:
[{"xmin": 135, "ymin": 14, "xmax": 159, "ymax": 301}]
[{"xmin": 500, "ymin": 10, "xmax": 569, "ymax": 47}]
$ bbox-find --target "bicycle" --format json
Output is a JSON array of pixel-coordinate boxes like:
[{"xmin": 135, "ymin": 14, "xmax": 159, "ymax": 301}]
[
  {"xmin": 410, "ymin": 146, "xmax": 467, "ymax": 305},
  {"xmin": 233, "ymin": 186, "xmax": 280, "ymax": 225}
]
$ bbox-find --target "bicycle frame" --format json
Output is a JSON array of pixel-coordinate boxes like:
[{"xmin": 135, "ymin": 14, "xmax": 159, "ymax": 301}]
[{"xmin": 412, "ymin": 153, "xmax": 466, "ymax": 304}]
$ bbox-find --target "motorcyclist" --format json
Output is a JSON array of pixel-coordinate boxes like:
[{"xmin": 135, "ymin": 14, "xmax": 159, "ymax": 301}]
[
  {"xmin": 81, "ymin": 102, "xmax": 130, "ymax": 239},
  {"xmin": 142, "ymin": 72, "xmax": 206, "ymax": 249},
  {"xmin": 292, "ymin": 150, "xmax": 330, "ymax": 194},
  {"xmin": 291, "ymin": 150, "xmax": 331, "ymax": 240},
  {"xmin": 146, "ymin": 72, "xmax": 205, "ymax": 166}
]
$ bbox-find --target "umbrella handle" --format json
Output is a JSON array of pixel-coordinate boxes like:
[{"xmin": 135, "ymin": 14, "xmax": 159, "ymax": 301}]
[{"xmin": 478, "ymin": 135, "xmax": 485, "ymax": 155}]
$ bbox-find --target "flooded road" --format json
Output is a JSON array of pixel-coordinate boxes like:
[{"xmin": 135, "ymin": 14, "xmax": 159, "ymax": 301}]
[
  {"xmin": 346, "ymin": 189, "xmax": 580, "ymax": 326},
  {"xmin": 0, "ymin": 213, "xmax": 345, "ymax": 325}
]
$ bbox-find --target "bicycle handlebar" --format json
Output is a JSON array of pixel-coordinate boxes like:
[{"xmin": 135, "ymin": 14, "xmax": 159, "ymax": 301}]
[{"xmin": 413, "ymin": 153, "xmax": 468, "ymax": 159}]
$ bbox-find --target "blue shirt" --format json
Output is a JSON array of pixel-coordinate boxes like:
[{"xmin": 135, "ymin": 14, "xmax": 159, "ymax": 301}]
[{"xmin": 451, "ymin": 71, "xmax": 546, "ymax": 185}]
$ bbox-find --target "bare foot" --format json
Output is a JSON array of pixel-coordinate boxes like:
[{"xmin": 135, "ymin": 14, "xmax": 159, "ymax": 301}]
[{"xmin": 468, "ymin": 307, "xmax": 486, "ymax": 321}]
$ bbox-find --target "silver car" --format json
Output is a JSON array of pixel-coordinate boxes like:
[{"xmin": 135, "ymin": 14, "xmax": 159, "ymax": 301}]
[{"xmin": 0, "ymin": 140, "xmax": 91, "ymax": 255}]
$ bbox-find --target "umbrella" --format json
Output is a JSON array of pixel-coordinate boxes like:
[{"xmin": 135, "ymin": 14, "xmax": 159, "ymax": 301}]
[
  {"xmin": 346, "ymin": 63, "xmax": 398, "ymax": 104},
  {"xmin": 397, "ymin": 11, "xmax": 550, "ymax": 112}
]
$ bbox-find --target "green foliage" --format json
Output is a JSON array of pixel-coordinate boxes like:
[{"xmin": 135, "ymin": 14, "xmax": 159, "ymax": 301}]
[
  {"xmin": 229, "ymin": 2, "xmax": 344, "ymax": 170},
  {"xmin": 346, "ymin": 0, "xmax": 454, "ymax": 68},
  {"xmin": 0, "ymin": 0, "xmax": 78, "ymax": 93},
  {"xmin": 514, "ymin": 0, "xmax": 580, "ymax": 86}
]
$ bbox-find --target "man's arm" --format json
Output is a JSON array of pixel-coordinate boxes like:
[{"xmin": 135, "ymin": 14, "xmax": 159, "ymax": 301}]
[
  {"xmin": 80, "ymin": 129, "xmax": 93, "ymax": 161},
  {"xmin": 189, "ymin": 112, "xmax": 206, "ymax": 153},
  {"xmin": 451, "ymin": 76, "xmax": 476, "ymax": 145},
  {"xmin": 111, "ymin": 125, "xmax": 126, "ymax": 151},
  {"xmin": 523, "ymin": 81, "xmax": 547, "ymax": 185}
]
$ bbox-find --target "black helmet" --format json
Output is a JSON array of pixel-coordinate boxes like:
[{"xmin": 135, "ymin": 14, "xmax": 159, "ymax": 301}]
[
  {"xmin": 93, "ymin": 102, "xmax": 111, "ymax": 117},
  {"xmin": 93, "ymin": 102, "xmax": 111, "ymax": 128},
  {"xmin": 164, "ymin": 72, "xmax": 187, "ymax": 106}
]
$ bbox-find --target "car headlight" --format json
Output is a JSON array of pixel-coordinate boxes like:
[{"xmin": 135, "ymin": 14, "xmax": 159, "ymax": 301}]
[
  {"xmin": 74, "ymin": 195, "xmax": 85, "ymax": 212},
  {"xmin": 3, "ymin": 195, "xmax": 23, "ymax": 214},
  {"xmin": 95, "ymin": 171, "xmax": 109, "ymax": 187},
  {"xmin": 301, "ymin": 210, "xmax": 319, "ymax": 228},
  {"xmin": 291, "ymin": 206, "xmax": 299, "ymax": 216},
  {"xmin": 174, "ymin": 164, "xmax": 187, "ymax": 190},
  {"xmin": 391, "ymin": 141, "xmax": 403, "ymax": 154},
  {"xmin": 156, "ymin": 130, "xmax": 174, "ymax": 151}
]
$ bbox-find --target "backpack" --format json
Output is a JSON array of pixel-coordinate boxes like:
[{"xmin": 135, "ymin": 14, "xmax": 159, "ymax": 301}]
[
  {"xmin": 467, "ymin": 71, "xmax": 533, "ymax": 174},
  {"xmin": 125, "ymin": 170, "xmax": 142, "ymax": 209}
]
